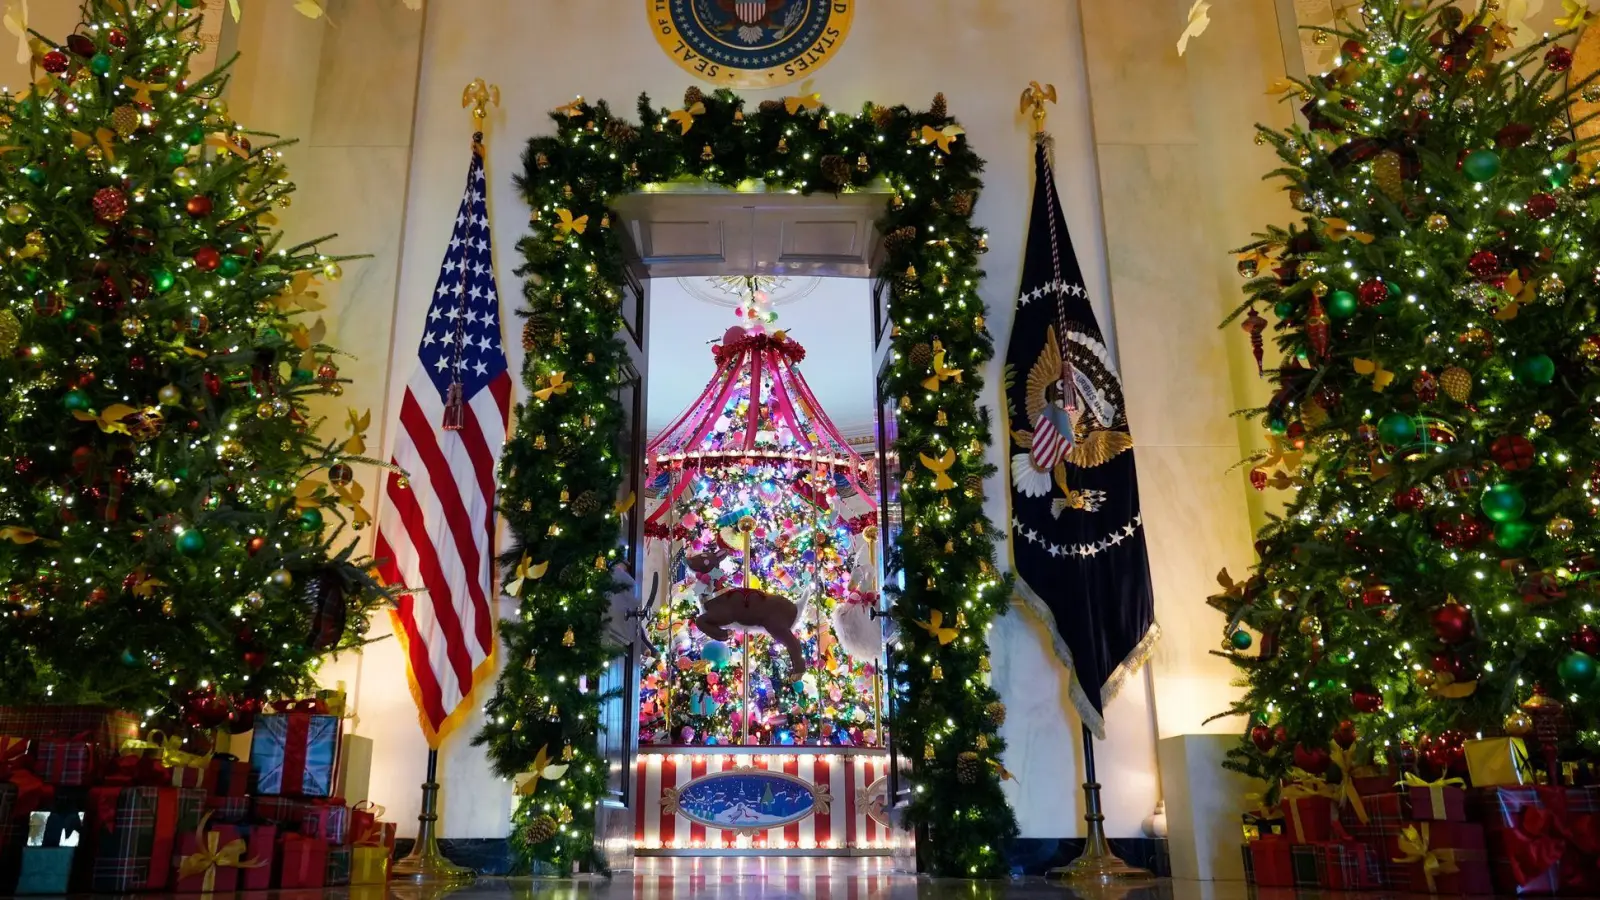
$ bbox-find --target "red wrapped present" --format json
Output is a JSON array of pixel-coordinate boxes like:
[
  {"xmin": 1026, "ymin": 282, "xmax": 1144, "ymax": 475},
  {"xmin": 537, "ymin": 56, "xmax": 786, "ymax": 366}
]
[
  {"xmin": 1312, "ymin": 839, "xmax": 1381, "ymax": 889},
  {"xmin": 302, "ymin": 797, "xmax": 349, "ymax": 844},
  {"xmin": 1404, "ymin": 772, "xmax": 1469, "ymax": 822},
  {"xmin": 350, "ymin": 801, "xmax": 386, "ymax": 845},
  {"xmin": 203, "ymin": 796, "xmax": 250, "ymax": 825},
  {"xmin": 277, "ymin": 832, "xmax": 327, "ymax": 889},
  {"xmin": 237, "ymin": 824, "xmax": 276, "ymax": 892},
  {"xmin": 82, "ymin": 784, "xmax": 205, "ymax": 892},
  {"xmin": 0, "ymin": 707, "xmax": 137, "ymax": 764},
  {"xmin": 1478, "ymin": 785, "xmax": 1600, "ymax": 894},
  {"xmin": 1349, "ymin": 761, "xmax": 1403, "ymax": 797},
  {"xmin": 1280, "ymin": 776, "xmax": 1338, "ymax": 843},
  {"xmin": 1290, "ymin": 843, "xmax": 1320, "ymax": 887},
  {"xmin": 204, "ymin": 755, "xmax": 248, "ymax": 798},
  {"xmin": 172, "ymin": 812, "xmax": 262, "ymax": 895},
  {"xmin": 1249, "ymin": 835, "xmax": 1294, "ymax": 888},
  {"xmin": 34, "ymin": 740, "xmax": 94, "ymax": 787},
  {"xmin": 1340, "ymin": 789, "xmax": 1408, "ymax": 841},
  {"xmin": 251, "ymin": 795, "xmax": 309, "ymax": 828},
  {"xmin": 1391, "ymin": 820, "xmax": 1492, "ymax": 894}
]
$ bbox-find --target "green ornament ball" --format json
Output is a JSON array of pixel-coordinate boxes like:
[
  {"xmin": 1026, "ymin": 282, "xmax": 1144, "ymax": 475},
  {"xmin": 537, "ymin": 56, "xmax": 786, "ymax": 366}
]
[
  {"xmin": 219, "ymin": 256, "xmax": 244, "ymax": 278},
  {"xmin": 1481, "ymin": 482, "xmax": 1527, "ymax": 523},
  {"xmin": 120, "ymin": 649, "xmax": 138, "ymax": 666},
  {"xmin": 1495, "ymin": 519, "xmax": 1536, "ymax": 549},
  {"xmin": 1386, "ymin": 45, "xmax": 1410, "ymax": 64},
  {"xmin": 184, "ymin": 125, "xmax": 205, "ymax": 147},
  {"xmin": 165, "ymin": 147, "xmax": 187, "ymax": 167},
  {"xmin": 62, "ymin": 389, "xmax": 91, "ymax": 412},
  {"xmin": 299, "ymin": 507, "xmax": 324, "ymax": 533},
  {"xmin": 1516, "ymin": 353, "xmax": 1556, "ymax": 385},
  {"xmin": 89, "ymin": 53, "xmax": 111, "ymax": 76},
  {"xmin": 60, "ymin": 305, "xmax": 75, "ymax": 323},
  {"xmin": 152, "ymin": 268, "xmax": 176, "ymax": 293},
  {"xmin": 1550, "ymin": 161, "xmax": 1574, "ymax": 188},
  {"xmin": 1560, "ymin": 651, "xmax": 1598, "ymax": 688},
  {"xmin": 22, "ymin": 167, "xmax": 44, "ymax": 186},
  {"xmin": 292, "ymin": 369, "xmax": 314, "ymax": 385},
  {"xmin": 1327, "ymin": 289, "xmax": 1359, "ymax": 319},
  {"xmin": 177, "ymin": 0, "xmax": 198, "ymax": 7},
  {"xmin": 1377, "ymin": 412, "xmax": 1415, "ymax": 445},
  {"xmin": 1463, "ymin": 149, "xmax": 1502, "ymax": 183},
  {"xmin": 176, "ymin": 529, "xmax": 206, "ymax": 557},
  {"xmin": 1229, "ymin": 630, "xmax": 1254, "ymax": 651},
  {"xmin": 1268, "ymin": 416, "xmax": 1287, "ymax": 435},
  {"xmin": 1274, "ymin": 299, "xmax": 1297, "ymax": 320}
]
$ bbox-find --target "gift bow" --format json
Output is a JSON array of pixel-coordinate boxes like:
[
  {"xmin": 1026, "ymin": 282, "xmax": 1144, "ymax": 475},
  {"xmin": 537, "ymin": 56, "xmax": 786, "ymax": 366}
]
[
  {"xmin": 1399, "ymin": 772, "xmax": 1464, "ymax": 820},
  {"xmin": 70, "ymin": 128, "xmax": 115, "ymax": 163},
  {"xmin": 0, "ymin": 740, "xmax": 48, "ymax": 815},
  {"xmin": 1395, "ymin": 822, "xmax": 1461, "ymax": 892},
  {"xmin": 1243, "ymin": 791, "xmax": 1284, "ymax": 823},
  {"xmin": 271, "ymin": 698, "xmax": 328, "ymax": 714},
  {"xmin": 177, "ymin": 812, "xmax": 264, "ymax": 891},
  {"xmin": 1328, "ymin": 743, "xmax": 1369, "ymax": 825},
  {"xmin": 123, "ymin": 76, "xmax": 167, "ymax": 105},
  {"xmin": 160, "ymin": 732, "xmax": 214, "ymax": 772},
  {"xmin": 353, "ymin": 800, "xmax": 390, "ymax": 848}
]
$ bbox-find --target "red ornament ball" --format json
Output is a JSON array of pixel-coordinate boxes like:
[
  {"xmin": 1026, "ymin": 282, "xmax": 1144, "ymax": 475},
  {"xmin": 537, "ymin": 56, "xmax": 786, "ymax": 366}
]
[
  {"xmin": 65, "ymin": 34, "xmax": 94, "ymax": 57},
  {"xmin": 185, "ymin": 195, "xmax": 212, "ymax": 218},
  {"xmin": 40, "ymin": 50, "xmax": 68, "ymax": 74},
  {"xmin": 91, "ymin": 187, "xmax": 128, "ymax": 224},
  {"xmin": 127, "ymin": 355, "xmax": 146, "ymax": 373},
  {"xmin": 1250, "ymin": 724, "xmax": 1277, "ymax": 753},
  {"xmin": 242, "ymin": 650, "xmax": 267, "ymax": 671},
  {"xmin": 1413, "ymin": 370, "xmax": 1439, "ymax": 403},
  {"xmin": 1292, "ymin": 743, "xmax": 1332, "ymax": 776},
  {"xmin": 193, "ymin": 246, "xmax": 221, "ymax": 271},
  {"xmin": 1395, "ymin": 487, "xmax": 1429, "ymax": 513},
  {"xmin": 1528, "ymin": 192, "xmax": 1559, "ymax": 220},
  {"xmin": 1490, "ymin": 434, "xmax": 1536, "ymax": 471},
  {"xmin": 1431, "ymin": 603, "xmax": 1475, "ymax": 644},
  {"xmin": 182, "ymin": 687, "xmax": 230, "ymax": 729},
  {"xmin": 1351, "ymin": 689, "xmax": 1384, "ymax": 714},
  {"xmin": 1575, "ymin": 625, "xmax": 1600, "ymax": 656},
  {"xmin": 1362, "ymin": 584, "xmax": 1394, "ymax": 607},
  {"xmin": 1468, "ymin": 250, "xmax": 1501, "ymax": 280},
  {"xmin": 11, "ymin": 456, "xmax": 31, "ymax": 476},
  {"xmin": 107, "ymin": 29, "xmax": 127, "ymax": 48},
  {"xmin": 246, "ymin": 535, "xmax": 266, "ymax": 556},
  {"xmin": 1273, "ymin": 724, "xmax": 1288, "ymax": 746},
  {"xmin": 1548, "ymin": 45, "xmax": 1574, "ymax": 72},
  {"xmin": 1333, "ymin": 719, "xmax": 1358, "ymax": 750},
  {"xmin": 225, "ymin": 696, "xmax": 261, "ymax": 735},
  {"xmin": 1358, "ymin": 278, "xmax": 1389, "ymax": 307}
]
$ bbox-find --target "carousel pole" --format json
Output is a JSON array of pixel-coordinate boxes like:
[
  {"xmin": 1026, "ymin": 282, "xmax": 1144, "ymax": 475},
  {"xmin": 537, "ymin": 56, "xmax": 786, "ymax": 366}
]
[
  {"xmin": 663, "ymin": 467, "xmax": 679, "ymax": 739},
  {"xmin": 739, "ymin": 515, "xmax": 756, "ymax": 745},
  {"xmin": 863, "ymin": 524, "xmax": 883, "ymax": 745}
]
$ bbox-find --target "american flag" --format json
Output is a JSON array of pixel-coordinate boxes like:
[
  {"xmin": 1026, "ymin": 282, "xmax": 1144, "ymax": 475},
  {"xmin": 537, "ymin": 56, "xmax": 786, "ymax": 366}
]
[
  {"xmin": 375, "ymin": 137, "xmax": 511, "ymax": 745},
  {"xmin": 1027, "ymin": 399, "xmax": 1074, "ymax": 472}
]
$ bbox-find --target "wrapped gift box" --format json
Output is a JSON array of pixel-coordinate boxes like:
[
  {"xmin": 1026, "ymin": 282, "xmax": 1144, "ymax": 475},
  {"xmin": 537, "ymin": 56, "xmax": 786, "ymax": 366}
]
[
  {"xmin": 325, "ymin": 843, "xmax": 352, "ymax": 887},
  {"xmin": 1478, "ymin": 785, "xmax": 1600, "ymax": 894},
  {"xmin": 1248, "ymin": 837, "xmax": 1292, "ymax": 887},
  {"xmin": 237, "ymin": 824, "xmax": 276, "ymax": 892},
  {"xmin": 351, "ymin": 844, "xmax": 389, "ymax": 885},
  {"xmin": 1281, "ymin": 793, "xmax": 1335, "ymax": 843},
  {"xmin": 250, "ymin": 708, "xmax": 340, "ymax": 797},
  {"xmin": 205, "ymin": 755, "xmax": 248, "ymax": 798},
  {"xmin": 0, "ymin": 707, "xmax": 138, "ymax": 763},
  {"xmin": 1407, "ymin": 778, "xmax": 1469, "ymax": 822},
  {"xmin": 1341, "ymin": 789, "xmax": 1409, "ymax": 842},
  {"xmin": 203, "ymin": 796, "xmax": 250, "ymax": 825},
  {"xmin": 4, "ymin": 809, "xmax": 78, "ymax": 896},
  {"xmin": 34, "ymin": 740, "xmax": 94, "ymax": 787},
  {"xmin": 337, "ymin": 735, "xmax": 374, "ymax": 805},
  {"xmin": 251, "ymin": 795, "xmax": 310, "ymax": 828},
  {"xmin": 1289, "ymin": 843, "xmax": 1319, "ymax": 888},
  {"xmin": 1241, "ymin": 843, "xmax": 1255, "ymax": 884},
  {"xmin": 276, "ymin": 833, "xmax": 327, "ymax": 889},
  {"xmin": 82, "ymin": 785, "xmax": 205, "ymax": 892},
  {"xmin": 302, "ymin": 798, "xmax": 349, "ymax": 844},
  {"xmin": 1311, "ymin": 839, "xmax": 1381, "ymax": 890},
  {"xmin": 1348, "ymin": 761, "xmax": 1402, "ymax": 797},
  {"xmin": 1389, "ymin": 820, "xmax": 1492, "ymax": 895},
  {"xmin": 172, "ymin": 815, "xmax": 256, "ymax": 895},
  {"xmin": 1466, "ymin": 737, "xmax": 1533, "ymax": 787}
]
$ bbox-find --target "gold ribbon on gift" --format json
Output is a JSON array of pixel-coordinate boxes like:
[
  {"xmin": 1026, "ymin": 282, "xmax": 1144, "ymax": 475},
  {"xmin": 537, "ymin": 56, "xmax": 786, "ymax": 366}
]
[
  {"xmin": 160, "ymin": 732, "xmax": 214, "ymax": 778},
  {"xmin": 1329, "ymin": 742, "xmax": 1369, "ymax": 825},
  {"xmin": 120, "ymin": 729, "xmax": 167, "ymax": 757},
  {"xmin": 1280, "ymin": 772, "xmax": 1339, "ymax": 841},
  {"xmin": 1394, "ymin": 822, "xmax": 1460, "ymax": 893},
  {"xmin": 1400, "ymin": 772, "xmax": 1465, "ymax": 820},
  {"xmin": 177, "ymin": 812, "xmax": 264, "ymax": 893}
]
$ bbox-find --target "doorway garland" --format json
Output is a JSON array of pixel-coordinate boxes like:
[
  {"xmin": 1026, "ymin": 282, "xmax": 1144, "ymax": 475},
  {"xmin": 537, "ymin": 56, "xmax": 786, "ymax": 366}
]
[{"xmin": 476, "ymin": 87, "xmax": 1018, "ymax": 877}]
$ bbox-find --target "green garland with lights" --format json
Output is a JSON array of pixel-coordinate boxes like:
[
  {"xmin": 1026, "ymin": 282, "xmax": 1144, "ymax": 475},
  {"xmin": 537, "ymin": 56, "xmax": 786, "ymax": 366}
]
[
  {"xmin": 1213, "ymin": 0, "xmax": 1600, "ymax": 788},
  {"xmin": 0, "ymin": 0, "xmax": 386, "ymax": 719},
  {"xmin": 475, "ymin": 87, "xmax": 1017, "ymax": 876}
]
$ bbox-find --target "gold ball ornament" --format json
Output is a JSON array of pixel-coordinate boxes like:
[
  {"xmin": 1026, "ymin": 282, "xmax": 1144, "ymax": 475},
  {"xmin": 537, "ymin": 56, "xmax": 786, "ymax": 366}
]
[
  {"xmin": 1298, "ymin": 615, "xmax": 1321, "ymax": 635},
  {"xmin": 322, "ymin": 261, "xmax": 342, "ymax": 281},
  {"xmin": 1296, "ymin": 259, "xmax": 1317, "ymax": 279},
  {"xmin": 1539, "ymin": 273, "xmax": 1567, "ymax": 304},
  {"xmin": 3, "ymin": 204, "xmax": 29, "ymax": 225},
  {"xmin": 1549, "ymin": 516, "xmax": 1576, "ymax": 539},
  {"xmin": 1398, "ymin": 0, "xmax": 1427, "ymax": 16},
  {"xmin": 172, "ymin": 167, "xmax": 196, "ymax": 188},
  {"xmin": 1504, "ymin": 709, "xmax": 1534, "ymax": 737},
  {"xmin": 1534, "ymin": 412, "xmax": 1553, "ymax": 429},
  {"xmin": 738, "ymin": 515, "xmax": 756, "ymax": 534},
  {"xmin": 244, "ymin": 590, "xmax": 265, "ymax": 610},
  {"xmin": 1338, "ymin": 575, "xmax": 1363, "ymax": 597},
  {"xmin": 120, "ymin": 317, "xmax": 145, "ymax": 339},
  {"xmin": 1426, "ymin": 213, "xmax": 1451, "ymax": 234},
  {"xmin": 157, "ymin": 384, "xmax": 182, "ymax": 406},
  {"xmin": 219, "ymin": 438, "xmax": 246, "ymax": 460},
  {"xmin": 1415, "ymin": 668, "xmax": 1438, "ymax": 688},
  {"xmin": 153, "ymin": 478, "xmax": 177, "ymax": 497},
  {"xmin": 267, "ymin": 569, "xmax": 293, "ymax": 590}
]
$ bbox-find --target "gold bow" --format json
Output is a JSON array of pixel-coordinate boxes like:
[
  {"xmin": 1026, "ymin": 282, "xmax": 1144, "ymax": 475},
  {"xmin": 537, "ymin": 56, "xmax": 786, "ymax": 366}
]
[
  {"xmin": 70, "ymin": 128, "xmax": 115, "ymax": 163},
  {"xmin": 120, "ymin": 729, "xmax": 166, "ymax": 757},
  {"xmin": 177, "ymin": 812, "xmax": 263, "ymax": 892},
  {"xmin": 534, "ymin": 372, "xmax": 570, "ymax": 401},
  {"xmin": 206, "ymin": 134, "xmax": 251, "ymax": 159},
  {"xmin": 161, "ymin": 733, "xmax": 214, "ymax": 772},
  {"xmin": 505, "ymin": 552, "xmax": 548, "ymax": 597},
  {"xmin": 1353, "ymin": 357, "xmax": 1394, "ymax": 391},
  {"xmin": 122, "ymin": 77, "xmax": 168, "ymax": 105},
  {"xmin": 1243, "ymin": 791, "xmax": 1283, "ymax": 823},
  {"xmin": 71, "ymin": 402, "xmax": 139, "ymax": 434},
  {"xmin": 668, "ymin": 102, "xmax": 705, "ymax": 134},
  {"xmin": 1399, "ymin": 772, "xmax": 1465, "ymax": 820},
  {"xmin": 1394, "ymin": 822, "xmax": 1459, "ymax": 892},
  {"xmin": 1322, "ymin": 217, "xmax": 1375, "ymax": 244},
  {"xmin": 920, "ymin": 124, "xmax": 965, "ymax": 153},
  {"xmin": 1328, "ymin": 742, "xmax": 1368, "ymax": 825},
  {"xmin": 921, "ymin": 339, "xmax": 963, "ymax": 390},
  {"xmin": 554, "ymin": 208, "xmax": 588, "ymax": 235},
  {"xmin": 512, "ymin": 744, "xmax": 570, "ymax": 796},
  {"xmin": 0, "ymin": 525, "xmax": 52, "ymax": 546},
  {"xmin": 783, "ymin": 93, "xmax": 822, "ymax": 114}
]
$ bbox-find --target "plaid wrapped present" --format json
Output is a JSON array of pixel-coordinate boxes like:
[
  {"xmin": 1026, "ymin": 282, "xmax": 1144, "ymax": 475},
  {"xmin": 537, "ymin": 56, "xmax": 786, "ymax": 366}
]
[
  {"xmin": 1340, "ymin": 789, "xmax": 1409, "ymax": 838},
  {"xmin": 1289, "ymin": 842, "xmax": 1319, "ymax": 887},
  {"xmin": 1281, "ymin": 791, "xmax": 1336, "ymax": 843},
  {"xmin": 0, "ymin": 707, "xmax": 138, "ymax": 763},
  {"xmin": 276, "ymin": 832, "xmax": 326, "ymax": 889},
  {"xmin": 1477, "ymin": 785, "xmax": 1600, "ymax": 894},
  {"xmin": 1390, "ymin": 820, "xmax": 1492, "ymax": 894},
  {"xmin": 1349, "ymin": 761, "xmax": 1403, "ymax": 797},
  {"xmin": 81, "ymin": 785, "xmax": 204, "ymax": 892},
  {"xmin": 325, "ymin": 843, "xmax": 352, "ymax": 887},
  {"xmin": 205, "ymin": 755, "xmax": 248, "ymax": 798},
  {"xmin": 203, "ymin": 795, "xmax": 250, "ymax": 825},
  {"xmin": 172, "ymin": 814, "xmax": 258, "ymax": 894},
  {"xmin": 1404, "ymin": 773, "xmax": 1469, "ymax": 821},
  {"xmin": 251, "ymin": 795, "xmax": 310, "ymax": 828},
  {"xmin": 302, "ymin": 798, "xmax": 349, "ymax": 844},
  {"xmin": 34, "ymin": 740, "xmax": 94, "ymax": 787},
  {"xmin": 250, "ymin": 705, "xmax": 340, "ymax": 797},
  {"xmin": 1311, "ymin": 839, "xmax": 1381, "ymax": 890}
]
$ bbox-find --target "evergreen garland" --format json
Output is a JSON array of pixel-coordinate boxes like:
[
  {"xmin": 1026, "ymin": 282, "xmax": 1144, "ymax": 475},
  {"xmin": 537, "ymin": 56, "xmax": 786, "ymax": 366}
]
[{"xmin": 475, "ymin": 88, "xmax": 1018, "ymax": 876}]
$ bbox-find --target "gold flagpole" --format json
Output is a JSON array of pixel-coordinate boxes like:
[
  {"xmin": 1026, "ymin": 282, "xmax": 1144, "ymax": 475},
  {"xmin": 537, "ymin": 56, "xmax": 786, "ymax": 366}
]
[
  {"xmin": 392, "ymin": 79, "xmax": 499, "ymax": 887},
  {"xmin": 739, "ymin": 515, "xmax": 756, "ymax": 745}
]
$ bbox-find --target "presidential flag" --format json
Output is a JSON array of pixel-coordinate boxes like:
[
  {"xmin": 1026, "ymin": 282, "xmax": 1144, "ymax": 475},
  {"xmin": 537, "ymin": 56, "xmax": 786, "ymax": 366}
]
[
  {"xmin": 1003, "ymin": 139, "xmax": 1158, "ymax": 738},
  {"xmin": 374, "ymin": 134, "xmax": 512, "ymax": 746}
]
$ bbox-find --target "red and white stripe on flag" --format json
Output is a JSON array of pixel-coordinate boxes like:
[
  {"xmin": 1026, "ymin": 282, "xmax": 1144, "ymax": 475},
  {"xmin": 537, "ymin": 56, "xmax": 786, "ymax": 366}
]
[
  {"xmin": 1028, "ymin": 402, "xmax": 1073, "ymax": 472},
  {"xmin": 736, "ymin": 1, "xmax": 767, "ymax": 23},
  {"xmin": 375, "ymin": 142, "xmax": 511, "ymax": 746}
]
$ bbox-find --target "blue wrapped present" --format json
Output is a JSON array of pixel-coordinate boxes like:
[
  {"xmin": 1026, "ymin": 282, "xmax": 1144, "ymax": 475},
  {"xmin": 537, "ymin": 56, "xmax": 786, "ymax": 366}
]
[
  {"xmin": 14, "ymin": 809, "xmax": 75, "ymax": 895},
  {"xmin": 249, "ymin": 706, "xmax": 341, "ymax": 797}
]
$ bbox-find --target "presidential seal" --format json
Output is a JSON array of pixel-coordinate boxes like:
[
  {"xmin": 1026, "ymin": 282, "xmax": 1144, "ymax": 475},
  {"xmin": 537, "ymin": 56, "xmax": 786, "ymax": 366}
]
[{"xmin": 649, "ymin": 0, "xmax": 854, "ymax": 89}]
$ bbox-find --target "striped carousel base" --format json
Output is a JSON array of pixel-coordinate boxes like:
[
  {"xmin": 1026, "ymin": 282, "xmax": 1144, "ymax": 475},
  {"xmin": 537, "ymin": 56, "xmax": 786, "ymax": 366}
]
[{"xmin": 633, "ymin": 747, "xmax": 908, "ymax": 855}]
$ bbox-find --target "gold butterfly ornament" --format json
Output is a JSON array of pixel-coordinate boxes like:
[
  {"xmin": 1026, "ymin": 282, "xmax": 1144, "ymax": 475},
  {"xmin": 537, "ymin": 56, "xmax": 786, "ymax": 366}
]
[
  {"xmin": 505, "ymin": 553, "xmax": 549, "ymax": 597},
  {"xmin": 916, "ymin": 610, "xmax": 960, "ymax": 646},
  {"xmin": 553, "ymin": 209, "xmax": 588, "ymax": 236},
  {"xmin": 669, "ymin": 102, "xmax": 705, "ymax": 135},
  {"xmin": 535, "ymin": 372, "xmax": 571, "ymax": 401},
  {"xmin": 512, "ymin": 744, "xmax": 570, "ymax": 796},
  {"xmin": 920, "ymin": 125, "xmax": 965, "ymax": 154}
]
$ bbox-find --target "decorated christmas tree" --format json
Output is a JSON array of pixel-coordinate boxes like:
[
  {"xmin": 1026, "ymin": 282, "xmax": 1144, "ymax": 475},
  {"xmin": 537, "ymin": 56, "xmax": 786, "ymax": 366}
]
[
  {"xmin": 1215, "ymin": 0, "xmax": 1600, "ymax": 786},
  {"xmin": 0, "ymin": 0, "xmax": 384, "ymax": 727}
]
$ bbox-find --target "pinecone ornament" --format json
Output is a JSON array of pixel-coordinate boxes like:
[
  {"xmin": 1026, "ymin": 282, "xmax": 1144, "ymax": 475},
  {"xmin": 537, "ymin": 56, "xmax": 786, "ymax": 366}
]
[
  {"xmin": 1440, "ymin": 367, "xmax": 1473, "ymax": 402},
  {"xmin": 759, "ymin": 99, "xmax": 784, "ymax": 114},
  {"xmin": 604, "ymin": 119, "xmax": 638, "ymax": 145},
  {"xmin": 949, "ymin": 191, "xmax": 975, "ymax": 217},
  {"xmin": 571, "ymin": 490, "xmax": 601, "ymax": 517},
  {"xmin": 300, "ymin": 567, "xmax": 348, "ymax": 652},
  {"xmin": 985, "ymin": 701, "xmax": 1007, "ymax": 727},
  {"xmin": 556, "ymin": 440, "xmax": 582, "ymax": 466},
  {"xmin": 1372, "ymin": 150, "xmax": 1404, "ymax": 201},
  {"xmin": 956, "ymin": 751, "xmax": 981, "ymax": 784},
  {"xmin": 871, "ymin": 104, "xmax": 896, "ymax": 130},
  {"xmin": 111, "ymin": 104, "xmax": 140, "ymax": 138},
  {"xmin": 884, "ymin": 226, "xmax": 917, "ymax": 253},
  {"xmin": 929, "ymin": 92, "xmax": 948, "ymax": 121},
  {"xmin": 909, "ymin": 342, "xmax": 934, "ymax": 369},
  {"xmin": 560, "ymin": 562, "xmax": 587, "ymax": 586},
  {"xmin": 964, "ymin": 474, "xmax": 985, "ymax": 499},
  {"xmin": 684, "ymin": 86, "xmax": 705, "ymax": 107},
  {"xmin": 820, "ymin": 155, "xmax": 851, "ymax": 186},
  {"xmin": 522, "ymin": 312, "xmax": 554, "ymax": 352},
  {"xmin": 524, "ymin": 814, "xmax": 558, "ymax": 845}
]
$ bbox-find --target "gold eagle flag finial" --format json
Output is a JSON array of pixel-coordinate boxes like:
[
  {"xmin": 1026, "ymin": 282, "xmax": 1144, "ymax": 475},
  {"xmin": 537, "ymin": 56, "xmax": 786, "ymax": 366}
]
[
  {"xmin": 462, "ymin": 78, "xmax": 501, "ymax": 125},
  {"xmin": 1020, "ymin": 81, "xmax": 1057, "ymax": 135}
]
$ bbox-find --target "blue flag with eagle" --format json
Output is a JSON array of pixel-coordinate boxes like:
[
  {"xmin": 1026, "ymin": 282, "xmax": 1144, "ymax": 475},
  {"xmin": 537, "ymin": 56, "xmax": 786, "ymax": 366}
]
[{"xmin": 1003, "ymin": 139, "xmax": 1158, "ymax": 738}]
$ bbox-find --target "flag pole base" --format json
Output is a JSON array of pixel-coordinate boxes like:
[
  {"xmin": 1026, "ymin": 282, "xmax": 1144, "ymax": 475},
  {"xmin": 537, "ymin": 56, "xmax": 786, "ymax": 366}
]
[
  {"xmin": 393, "ymin": 750, "xmax": 477, "ymax": 886},
  {"xmin": 1045, "ymin": 780, "xmax": 1156, "ymax": 887}
]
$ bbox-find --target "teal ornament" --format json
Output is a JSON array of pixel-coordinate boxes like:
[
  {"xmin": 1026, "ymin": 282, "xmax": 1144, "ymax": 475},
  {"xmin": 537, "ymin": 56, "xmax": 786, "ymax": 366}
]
[
  {"xmin": 1481, "ymin": 482, "xmax": 1526, "ymax": 523},
  {"xmin": 1229, "ymin": 630, "xmax": 1254, "ymax": 651},
  {"xmin": 1386, "ymin": 45, "xmax": 1410, "ymax": 64},
  {"xmin": 1516, "ymin": 353, "xmax": 1556, "ymax": 385},
  {"xmin": 700, "ymin": 640, "xmax": 731, "ymax": 667},
  {"xmin": 219, "ymin": 256, "xmax": 244, "ymax": 278},
  {"xmin": 1274, "ymin": 299, "xmax": 1296, "ymax": 320},
  {"xmin": 1268, "ymin": 416, "xmax": 1287, "ymax": 435},
  {"xmin": 120, "ymin": 649, "xmax": 137, "ymax": 666},
  {"xmin": 176, "ymin": 529, "xmax": 206, "ymax": 556},
  {"xmin": 62, "ymin": 389, "xmax": 91, "ymax": 412},
  {"xmin": 1495, "ymin": 519, "xmax": 1536, "ymax": 549},
  {"xmin": 89, "ymin": 52, "xmax": 111, "ymax": 76},
  {"xmin": 298, "ymin": 507, "xmax": 324, "ymax": 533},
  {"xmin": 1377, "ymin": 412, "xmax": 1415, "ymax": 445},
  {"xmin": 1463, "ymin": 149, "xmax": 1502, "ymax": 182},
  {"xmin": 1560, "ymin": 651, "xmax": 1598, "ymax": 688},
  {"xmin": 1327, "ymin": 290, "xmax": 1359, "ymax": 319},
  {"xmin": 152, "ymin": 268, "xmax": 175, "ymax": 293},
  {"xmin": 292, "ymin": 369, "xmax": 314, "ymax": 385},
  {"xmin": 22, "ymin": 167, "xmax": 44, "ymax": 186}
]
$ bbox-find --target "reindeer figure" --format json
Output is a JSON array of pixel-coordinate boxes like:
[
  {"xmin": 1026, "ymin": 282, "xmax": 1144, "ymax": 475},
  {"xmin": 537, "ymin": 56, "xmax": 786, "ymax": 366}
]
[{"xmin": 695, "ymin": 587, "xmax": 807, "ymax": 671}]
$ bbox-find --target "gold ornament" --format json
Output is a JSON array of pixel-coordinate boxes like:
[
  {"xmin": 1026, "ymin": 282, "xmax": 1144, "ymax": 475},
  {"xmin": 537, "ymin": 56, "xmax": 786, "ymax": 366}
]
[
  {"xmin": 701, "ymin": 144, "xmax": 714, "ymax": 161},
  {"xmin": 1504, "ymin": 709, "xmax": 1534, "ymax": 737},
  {"xmin": 1415, "ymin": 668, "xmax": 1438, "ymax": 688},
  {"xmin": 1533, "ymin": 412, "xmax": 1553, "ymax": 429},
  {"xmin": 1298, "ymin": 615, "xmax": 1320, "ymax": 634},
  {"xmin": 857, "ymin": 153, "xmax": 869, "ymax": 172},
  {"xmin": 0, "ymin": 310, "xmax": 20, "ymax": 356},
  {"xmin": 1439, "ymin": 367, "xmax": 1472, "ymax": 402},
  {"xmin": 931, "ymin": 663, "xmax": 944, "ymax": 681},
  {"xmin": 1296, "ymin": 259, "xmax": 1317, "ymax": 279},
  {"xmin": 777, "ymin": 137, "xmax": 789, "ymax": 154},
  {"xmin": 924, "ymin": 744, "xmax": 936, "ymax": 761},
  {"xmin": 1426, "ymin": 213, "xmax": 1451, "ymax": 234},
  {"xmin": 1338, "ymin": 575, "xmax": 1362, "ymax": 596},
  {"xmin": 157, "ymin": 384, "xmax": 182, "ymax": 406},
  {"xmin": 562, "ymin": 627, "xmax": 575, "ymax": 647},
  {"xmin": 268, "ymin": 569, "xmax": 293, "ymax": 590},
  {"xmin": 1539, "ymin": 273, "xmax": 1567, "ymax": 304},
  {"xmin": 1548, "ymin": 516, "xmax": 1576, "ymax": 539},
  {"xmin": 1372, "ymin": 150, "xmax": 1404, "ymax": 201}
]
